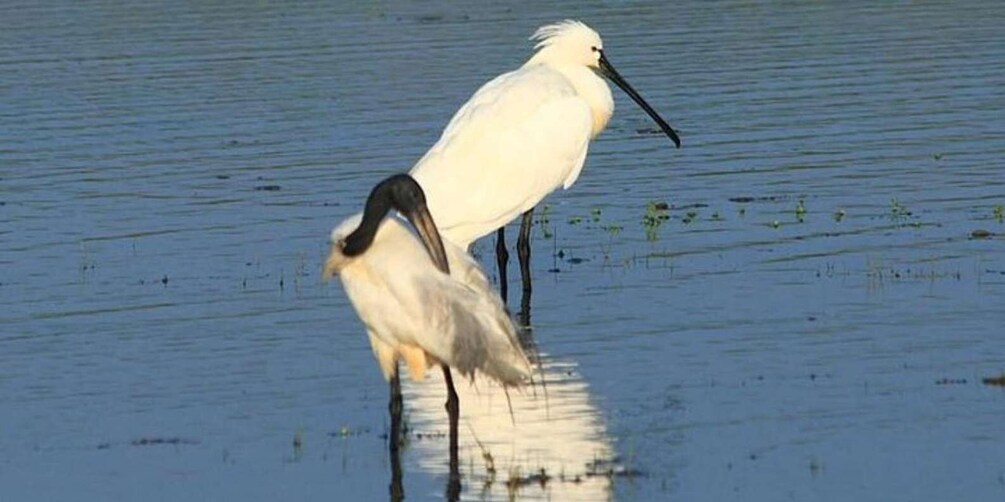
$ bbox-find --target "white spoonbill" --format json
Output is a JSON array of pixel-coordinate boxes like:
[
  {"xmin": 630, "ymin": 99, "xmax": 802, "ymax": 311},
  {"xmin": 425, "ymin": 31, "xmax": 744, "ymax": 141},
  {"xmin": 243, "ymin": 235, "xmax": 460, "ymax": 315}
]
[
  {"xmin": 411, "ymin": 20, "xmax": 681, "ymax": 303},
  {"xmin": 323, "ymin": 173, "xmax": 532, "ymax": 470}
]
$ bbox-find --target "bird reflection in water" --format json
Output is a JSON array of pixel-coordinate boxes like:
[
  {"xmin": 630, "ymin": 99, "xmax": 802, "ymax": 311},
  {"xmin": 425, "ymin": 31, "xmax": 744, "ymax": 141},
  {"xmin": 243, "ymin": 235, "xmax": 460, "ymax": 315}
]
[{"xmin": 388, "ymin": 293, "xmax": 616, "ymax": 501}]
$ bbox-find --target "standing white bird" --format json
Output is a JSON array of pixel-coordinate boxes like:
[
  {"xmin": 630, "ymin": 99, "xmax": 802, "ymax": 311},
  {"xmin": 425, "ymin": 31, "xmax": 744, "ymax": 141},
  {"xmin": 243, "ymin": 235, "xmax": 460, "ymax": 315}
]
[
  {"xmin": 323, "ymin": 173, "xmax": 532, "ymax": 488},
  {"xmin": 411, "ymin": 20, "xmax": 681, "ymax": 303}
]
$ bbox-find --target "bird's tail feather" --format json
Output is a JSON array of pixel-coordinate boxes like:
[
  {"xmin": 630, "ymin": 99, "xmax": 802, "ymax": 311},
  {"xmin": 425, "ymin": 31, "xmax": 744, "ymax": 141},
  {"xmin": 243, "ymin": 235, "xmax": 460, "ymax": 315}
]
[{"xmin": 445, "ymin": 304, "xmax": 532, "ymax": 387}]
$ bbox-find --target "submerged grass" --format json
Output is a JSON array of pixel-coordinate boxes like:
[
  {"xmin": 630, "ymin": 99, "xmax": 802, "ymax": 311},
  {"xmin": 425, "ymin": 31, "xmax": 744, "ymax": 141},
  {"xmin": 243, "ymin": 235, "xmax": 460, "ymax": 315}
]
[{"xmin": 642, "ymin": 200, "xmax": 670, "ymax": 240}]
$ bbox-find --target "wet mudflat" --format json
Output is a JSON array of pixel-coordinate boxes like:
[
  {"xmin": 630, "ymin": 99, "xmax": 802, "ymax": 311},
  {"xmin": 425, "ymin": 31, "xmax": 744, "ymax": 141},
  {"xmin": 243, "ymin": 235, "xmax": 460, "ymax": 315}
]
[{"xmin": 1, "ymin": 1, "xmax": 1004, "ymax": 500}]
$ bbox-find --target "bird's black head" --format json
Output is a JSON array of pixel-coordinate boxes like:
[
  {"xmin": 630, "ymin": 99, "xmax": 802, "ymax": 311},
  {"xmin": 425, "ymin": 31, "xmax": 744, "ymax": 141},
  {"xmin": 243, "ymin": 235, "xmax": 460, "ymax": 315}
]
[
  {"xmin": 341, "ymin": 174, "xmax": 450, "ymax": 274},
  {"xmin": 343, "ymin": 174, "xmax": 424, "ymax": 256}
]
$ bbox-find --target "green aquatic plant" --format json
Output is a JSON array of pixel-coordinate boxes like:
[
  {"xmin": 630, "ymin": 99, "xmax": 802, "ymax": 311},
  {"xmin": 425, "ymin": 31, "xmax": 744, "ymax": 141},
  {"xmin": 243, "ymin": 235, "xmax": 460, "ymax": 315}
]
[
  {"xmin": 568, "ymin": 216, "xmax": 582, "ymax": 225},
  {"xmin": 538, "ymin": 204, "xmax": 551, "ymax": 225},
  {"xmin": 642, "ymin": 201, "xmax": 670, "ymax": 240},
  {"xmin": 681, "ymin": 210, "xmax": 698, "ymax": 225},
  {"xmin": 994, "ymin": 204, "xmax": 1004, "ymax": 223},
  {"xmin": 770, "ymin": 220, "xmax": 781, "ymax": 229},
  {"xmin": 890, "ymin": 198, "xmax": 912, "ymax": 221},
  {"xmin": 591, "ymin": 207, "xmax": 602, "ymax": 223},
  {"xmin": 537, "ymin": 204, "xmax": 553, "ymax": 239},
  {"xmin": 598, "ymin": 224, "xmax": 623, "ymax": 262},
  {"xmin": 833, "ymin": 209, "xmax": 846, "ymax": 222},
  {"xmin": 795, "ymin": 199, "xmax": 806, "ymax": 222}
]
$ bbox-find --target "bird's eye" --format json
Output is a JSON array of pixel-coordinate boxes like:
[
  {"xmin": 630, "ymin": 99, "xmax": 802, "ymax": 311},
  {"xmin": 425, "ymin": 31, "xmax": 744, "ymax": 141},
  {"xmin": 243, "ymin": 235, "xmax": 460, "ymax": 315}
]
[{"xmin": 590, "ymin": 46, "xmax": 599, "ymax": 52}]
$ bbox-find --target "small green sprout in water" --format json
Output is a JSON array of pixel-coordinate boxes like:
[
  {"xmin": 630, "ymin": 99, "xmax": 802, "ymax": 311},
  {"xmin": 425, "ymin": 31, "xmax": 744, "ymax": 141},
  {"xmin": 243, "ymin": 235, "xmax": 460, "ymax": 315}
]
[
  {"xmin": 933, "ymin": 153, "xmax": 943, "ymax": 160},
  {"xmin": 795, "ymin": 199, "xmax": 807, "ymax": 222},
  {"xmin": 890, "ymin": 198, "xmax": 912, "ymax": 221},
  {"xmin": 994, "ymin": 204, "xmax": 1004, "ymax": 223},
  {"xmin": 470, "ymin": 430, "xmax": 496, "ymax": 477},
  {"xmin": 591, "ymin": 207, "xmax": 603, "ymax": 223},
  {"xmin": 711, "ymin": 211, "xmax": 723, "ymax": 221},
  {"xmin": 833, "ymin": 209, "xmax": 846, "ymax": 222},
  {"xmin": 538, "ymin": 204, "xmax": 551, "ymax": 225},
  {"xmin": 738, "ymin": 207, "xmax": 746, "ymax": 217},
  {"xmin": 642, "ymin": 201, "xmax": 670, "ymax": 240},
  {"xmin": 605, "ymin": 224, "xmax": 623, "ymax": 237},
  {"xmin": 568, "ymin": 216, "xmax": 582, "ymax": 225},
  {"xmin": 537, "ymin": 204, "xmax": 553, "ymax": 239},
  {"xmin": 771, "ymin": 220, "xmax": 781, "ymax": 229}
]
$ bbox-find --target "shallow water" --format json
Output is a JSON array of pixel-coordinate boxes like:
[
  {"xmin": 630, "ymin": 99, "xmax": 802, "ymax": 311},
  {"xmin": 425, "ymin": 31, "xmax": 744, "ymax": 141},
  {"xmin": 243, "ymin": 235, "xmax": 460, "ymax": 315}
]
[{"xmin": 2, "ymin": 1, "xmax": 1004, "ymax": 500}]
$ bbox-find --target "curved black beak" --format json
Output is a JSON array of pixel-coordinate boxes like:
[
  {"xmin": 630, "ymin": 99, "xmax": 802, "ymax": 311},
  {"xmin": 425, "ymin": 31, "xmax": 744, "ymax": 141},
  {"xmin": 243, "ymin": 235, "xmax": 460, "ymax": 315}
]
[
  {"xmin": 598, "ymin": 51, "xmax": 681, "ymax": 148},
  {"xmin": 403, "ymin": 201, "xmax": 451, "ymax": 275},
  {"xmin": 342, "ymin": 173, "xmax": 451, "ymax": 275}
]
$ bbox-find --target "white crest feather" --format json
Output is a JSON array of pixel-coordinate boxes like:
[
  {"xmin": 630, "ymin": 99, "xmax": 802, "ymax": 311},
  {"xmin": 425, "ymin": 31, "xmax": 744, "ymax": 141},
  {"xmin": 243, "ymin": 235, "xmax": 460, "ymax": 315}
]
[{"xmin": 530, "ymin": 20, "xmax": 595, "ymax": 50}]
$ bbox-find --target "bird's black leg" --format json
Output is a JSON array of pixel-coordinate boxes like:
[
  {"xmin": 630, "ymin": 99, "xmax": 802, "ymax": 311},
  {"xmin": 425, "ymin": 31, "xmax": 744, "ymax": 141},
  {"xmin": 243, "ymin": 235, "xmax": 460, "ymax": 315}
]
[
  {"xmin": 389, "ymin": 365, "xmax": 404, "ymax": 451},
  {"xmin": 495, "ymin": 227, "xmax": 509, "ymax": 305},
  {"xmin": 389, "ymin": 365, "xmax": 404, "ymax": 501},
  {"xmin": 441, "ymin": 364, "xmax": 461, "ymax": 500},
  {"xmin": 517, "ymin": 208, "xmax": 534, "ymax": 318}
]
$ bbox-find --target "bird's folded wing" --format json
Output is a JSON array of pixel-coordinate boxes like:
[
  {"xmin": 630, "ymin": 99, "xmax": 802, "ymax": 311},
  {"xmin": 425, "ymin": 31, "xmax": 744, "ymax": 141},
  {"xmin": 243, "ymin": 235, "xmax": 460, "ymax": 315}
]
[{"xmin": 412, "ymin": 66, "xmax": 592, "ymax": 241}]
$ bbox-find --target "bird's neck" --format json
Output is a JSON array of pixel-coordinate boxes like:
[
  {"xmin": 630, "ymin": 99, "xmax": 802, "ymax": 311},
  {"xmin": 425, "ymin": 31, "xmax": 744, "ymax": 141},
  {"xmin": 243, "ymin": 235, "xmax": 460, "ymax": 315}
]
[{"xmin": 533, "ymin": 62, "xmax": 614, "ymax": 138}]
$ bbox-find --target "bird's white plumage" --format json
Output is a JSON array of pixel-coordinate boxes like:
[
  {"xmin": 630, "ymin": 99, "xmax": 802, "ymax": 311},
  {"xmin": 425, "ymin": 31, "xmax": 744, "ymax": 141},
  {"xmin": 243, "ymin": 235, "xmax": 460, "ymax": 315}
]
[
  {"xmin": 410, "ymin": 20, "xmax": 614, "ymax": 248},
  {"xmin": 328, "ymin": 214, "xmax": 531, "ymax": 386}
]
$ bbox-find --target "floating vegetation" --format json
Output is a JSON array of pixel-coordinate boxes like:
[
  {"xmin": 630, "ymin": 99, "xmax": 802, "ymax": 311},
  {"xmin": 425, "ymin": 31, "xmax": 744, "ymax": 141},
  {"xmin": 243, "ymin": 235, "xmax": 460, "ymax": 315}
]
[
  {"xmin": 866, "ymin": 266, "xmax": 962, "ymax": 282},
  {"xmin": 642, "ymin": 200, "xmax": 670, "ymax": 240},
  {"xmin": 506, "ymin": 467, "xmax": 552, "ymax": 493},
  {"xmin": 129, "ymin": 437, "xmax": 199, "ymax": 447},
  {"xmin": 795, "ymin": 199, "xmax": 807, "ymax": 223},
  {"xmin": 833, "ymin": 209, "xmax": 846, "ymax": 222},
  {"xmin": 681, "ymin": 210, "xmax": 698, "ymax": 225},
  {"xmin": 729, "ymin": 195, "xmax": 781, "ymax": 203},
  {"xmin": 537, "ymin": 204, "xmax": 553, "ymax": 239},
  {"xmin": 591, "ymin": 207, "xmax": 602, "ymax": 223},
  {"xmin": 889, "ymin": 198, "xmax": 912, "ymax": 221},
  {"xmin": 330, "ymin": 425, "xmax": 370, "ymax": 438},
  {"xmin": 982, "ymin": 374, "xmax": 1005, "ymax": 387},
  {"xmin": 935, "ymin": 378, "xmax": 967, "ymax": 386},
  {"xmin": 585, "ymin": 457, "xmax": 646, "ymax": 479},
  {"xmin": 994, "ymin": 204, "xmax": 1004, "ymax": 223},
  {"xmin": 770, "ymin": 220, "xmax": 781, "ymax": 229}
]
